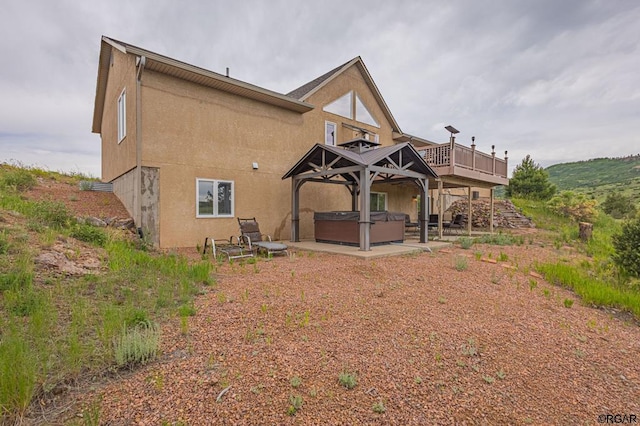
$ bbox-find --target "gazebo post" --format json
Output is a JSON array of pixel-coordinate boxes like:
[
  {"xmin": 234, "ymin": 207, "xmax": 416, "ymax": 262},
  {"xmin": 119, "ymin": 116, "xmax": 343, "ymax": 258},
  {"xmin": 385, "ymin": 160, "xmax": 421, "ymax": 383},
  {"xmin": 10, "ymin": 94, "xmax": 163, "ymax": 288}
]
[
  {"xmin": 359, "ymin": 168, "xmax": 371, "ymax": 251},
  {"xmin": 291, "ymin": 178, "xmax": 300, "ymax": 242},
  {"xmin": 419, "ymin": 179, "xmax": 428, "ymax": 243}
]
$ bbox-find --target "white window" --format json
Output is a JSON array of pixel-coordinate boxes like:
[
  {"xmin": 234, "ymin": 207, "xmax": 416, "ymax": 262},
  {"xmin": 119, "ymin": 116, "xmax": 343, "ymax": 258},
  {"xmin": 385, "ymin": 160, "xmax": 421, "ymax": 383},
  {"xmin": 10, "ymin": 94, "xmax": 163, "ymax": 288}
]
[
  {"xmin": 355, "ymin": 94, "xmax": 380, "ymax": 128},
  {"xmin": 322, "ymin": 91, "xmax": 380, "ymax": 128},
  {"xmin": 323, "ymin": 91, "xmax": 352, "ymax": 119},
  {"xmin": 370, "ymin": 192, "xmax": 387, "ymax": 212},
  {"xmin": 196, "ymin": 179, "xmax": 234, "ymax": 218},
  {"xmin": 325, "ymin": 121, "xmax": 337, "ymax": 146},
  {"xmin": 117, "ymin": 89, "xmax": 126, "ymax": 143}
]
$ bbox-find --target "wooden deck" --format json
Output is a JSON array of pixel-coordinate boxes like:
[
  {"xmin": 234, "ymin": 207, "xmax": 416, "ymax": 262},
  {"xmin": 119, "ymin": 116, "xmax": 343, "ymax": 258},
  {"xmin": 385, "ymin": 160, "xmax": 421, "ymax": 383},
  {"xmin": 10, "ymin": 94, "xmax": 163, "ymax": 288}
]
[{"xmin": 418, "ymin": 143, "xmax": 508, "ymax": 186}]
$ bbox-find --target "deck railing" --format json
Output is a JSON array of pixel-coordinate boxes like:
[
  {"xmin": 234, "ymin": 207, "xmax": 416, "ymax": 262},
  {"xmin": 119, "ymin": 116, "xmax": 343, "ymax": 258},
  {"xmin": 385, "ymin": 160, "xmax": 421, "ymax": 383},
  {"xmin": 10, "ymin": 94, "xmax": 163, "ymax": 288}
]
[{"xmin": 419, "ymin": 143, "xmax": 508, "ymax": 178}]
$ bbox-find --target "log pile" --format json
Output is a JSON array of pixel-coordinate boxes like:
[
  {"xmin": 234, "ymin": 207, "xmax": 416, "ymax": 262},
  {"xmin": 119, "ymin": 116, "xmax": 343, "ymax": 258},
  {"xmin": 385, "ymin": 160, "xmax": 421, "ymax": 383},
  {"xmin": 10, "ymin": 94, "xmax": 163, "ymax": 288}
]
[{"xmin": 448, "ymin": 199, "xmax": 535, "ymax": 229}]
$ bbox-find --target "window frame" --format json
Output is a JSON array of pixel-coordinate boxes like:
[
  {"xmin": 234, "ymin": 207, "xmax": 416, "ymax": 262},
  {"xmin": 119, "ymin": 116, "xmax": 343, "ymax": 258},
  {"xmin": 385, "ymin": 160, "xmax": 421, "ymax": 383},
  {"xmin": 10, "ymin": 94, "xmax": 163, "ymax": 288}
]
[
  {"xmin": 117, "ymin": 89, "xmax": 126, "ymax": 143},
  {"xmin": 196, "ymin": 178, "xmax": 235, "ymax": 218},
  {"xmin": 325, "ymin": 121, "xmax": 337, "ymax": 146}
]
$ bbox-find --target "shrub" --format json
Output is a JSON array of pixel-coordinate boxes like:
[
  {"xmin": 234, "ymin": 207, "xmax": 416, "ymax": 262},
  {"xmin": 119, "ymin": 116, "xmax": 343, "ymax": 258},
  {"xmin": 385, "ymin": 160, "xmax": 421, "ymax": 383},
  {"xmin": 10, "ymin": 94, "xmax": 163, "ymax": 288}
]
[
  {"xmin": 547, "ymin": 191, "xmax": 597, "ymax": 222},
  {"xmin": 29, "ymin": 200, "xmax": 74, "ymax": 229},
  {"xmin": 612, "ymin": 218, "xmax": 640, "ymax": 278},
  {"xmin": 0, "ymin": 168, "xmax": 36, "ymax": 192},
  {"xmin": 113, "ymin": 320, "xmax": 161, "ymax": 368},
  {"xmin": 459, "ymin": 237, "xmax": 473, "ymax": 249},
  {"xmin": 602, "ymin": 192, "xmax": 637, "ymax": 219},
  {"xmin": 70, "ymin": 223, "xmax": 108, "ymax": 247},
  {"xmin": 338, "ymin": 371, "xmax": 358, "ymax": 389}
]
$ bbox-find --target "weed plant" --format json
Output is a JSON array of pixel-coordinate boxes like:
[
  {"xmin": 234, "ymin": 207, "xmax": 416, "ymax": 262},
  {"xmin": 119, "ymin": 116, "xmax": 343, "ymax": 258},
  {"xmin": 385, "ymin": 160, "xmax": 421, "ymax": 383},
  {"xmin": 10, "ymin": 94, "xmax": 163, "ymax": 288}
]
[
  {"xmin": 113, "ymin": 320, "xmax": 161, "ymax": 368},
  {"xmin": 454, "ymin": 255, "xmax": 468, "ymax": 271},
  {"xmin": 339, "ymin": 371, "xmax": 358, "ymax": 389}
]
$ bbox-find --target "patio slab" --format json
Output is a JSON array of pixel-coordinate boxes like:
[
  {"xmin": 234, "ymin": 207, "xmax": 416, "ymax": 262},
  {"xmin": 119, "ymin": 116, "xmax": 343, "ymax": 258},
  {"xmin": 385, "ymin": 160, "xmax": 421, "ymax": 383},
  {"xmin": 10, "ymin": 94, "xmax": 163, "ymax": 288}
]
[{"xmin": 285, "ymin": 239, "xmax": 452, "ymax": 259}]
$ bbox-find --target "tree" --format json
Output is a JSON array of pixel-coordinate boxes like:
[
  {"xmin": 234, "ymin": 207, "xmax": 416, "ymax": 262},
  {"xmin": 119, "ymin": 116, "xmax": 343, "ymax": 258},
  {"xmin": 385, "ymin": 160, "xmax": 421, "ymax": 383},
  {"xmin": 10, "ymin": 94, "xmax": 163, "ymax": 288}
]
[
  {"xmin": 506, "ymin": 155, "xmax": 556, "ymax": 200},
  {"xmin": 601, "ymin": 192, "xmax": 637, "ymax": 219},
  {"xmin": 612, "ymin": 218, "xmax": 640, "ymax": 278}
]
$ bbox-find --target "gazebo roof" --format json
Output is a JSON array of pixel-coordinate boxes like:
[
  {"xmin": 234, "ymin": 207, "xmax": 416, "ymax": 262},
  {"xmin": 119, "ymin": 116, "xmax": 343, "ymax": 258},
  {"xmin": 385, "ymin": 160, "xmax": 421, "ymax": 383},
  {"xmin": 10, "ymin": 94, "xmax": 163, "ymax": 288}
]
[{"xmin": 282, "ymin": 138, "xmax": 438, "ymax": 183}]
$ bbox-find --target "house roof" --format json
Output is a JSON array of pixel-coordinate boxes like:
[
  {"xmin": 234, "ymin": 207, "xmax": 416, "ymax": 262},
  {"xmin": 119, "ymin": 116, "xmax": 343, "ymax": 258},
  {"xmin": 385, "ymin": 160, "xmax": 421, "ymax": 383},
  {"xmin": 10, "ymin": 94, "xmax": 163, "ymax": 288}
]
[
  {"xmin": 282, "ymin": 138, "xmax": 438, "ymax": 182},
  {"xmin": 92, "ymin": 36, "xmax": 315, "ymax": 133},
  {"xmin": 286, "ymin": 57, "xmax": 403, "ymax": 134}
]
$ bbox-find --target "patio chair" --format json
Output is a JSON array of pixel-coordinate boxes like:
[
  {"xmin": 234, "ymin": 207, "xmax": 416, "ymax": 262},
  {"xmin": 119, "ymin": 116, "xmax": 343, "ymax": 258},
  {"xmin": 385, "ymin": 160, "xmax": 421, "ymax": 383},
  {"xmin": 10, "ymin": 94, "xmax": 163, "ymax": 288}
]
[
  {"xmin": 443, "ymin": 214, "xmax": 466, "ymax": 234},
  {"xmin": 202, "ymin": 236, "xmax": 255, "ymax": 261},
  {"xmin": 404, "ymin": 214, "xmax": 419, "ymax": 232},
  {"xmin": 237, "ymin": 217, "xmax": 289, "ymax": 257},
  {"xmin": 428, "ymin": 214, "xmax": 439, "ymax": 229}
]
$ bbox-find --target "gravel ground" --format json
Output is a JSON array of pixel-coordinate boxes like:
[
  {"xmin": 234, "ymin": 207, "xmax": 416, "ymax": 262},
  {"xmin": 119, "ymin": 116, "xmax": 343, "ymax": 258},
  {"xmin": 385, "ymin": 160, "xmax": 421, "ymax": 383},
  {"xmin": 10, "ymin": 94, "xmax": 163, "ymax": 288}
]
[{"xmin": 73, "ymin": 243, "xmax": 639, "ymax": 425}]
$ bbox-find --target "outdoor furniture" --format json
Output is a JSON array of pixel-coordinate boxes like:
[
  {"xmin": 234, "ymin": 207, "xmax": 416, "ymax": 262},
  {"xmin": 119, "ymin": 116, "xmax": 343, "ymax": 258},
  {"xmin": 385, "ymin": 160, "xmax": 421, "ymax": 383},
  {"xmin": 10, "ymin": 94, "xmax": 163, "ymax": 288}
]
[
  {"xmin": 444, "ymin": 214, "xmax": 466, "ymax": 234},
  {"xmin": 405, "ymin": 214, "xmax": 420, "ymax": 232},
  {"xmin": 237, "ymin": 217, "xmax": 289, "ymax": 256},
  {"xmin": 428, "ymin": 214, "xmax": 439, "ymax": 229},
  {"xmin": 202, "ymin": 236, "xmax": 255, "ymax": 261}
]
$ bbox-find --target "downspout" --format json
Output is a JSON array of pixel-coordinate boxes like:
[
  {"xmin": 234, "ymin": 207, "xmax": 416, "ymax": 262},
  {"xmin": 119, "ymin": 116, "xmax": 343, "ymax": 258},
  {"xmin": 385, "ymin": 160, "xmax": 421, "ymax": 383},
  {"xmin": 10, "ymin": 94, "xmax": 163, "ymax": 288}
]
[{"xmin": 135, "ymin": 56, "xmax": 146, "ymax": 238}]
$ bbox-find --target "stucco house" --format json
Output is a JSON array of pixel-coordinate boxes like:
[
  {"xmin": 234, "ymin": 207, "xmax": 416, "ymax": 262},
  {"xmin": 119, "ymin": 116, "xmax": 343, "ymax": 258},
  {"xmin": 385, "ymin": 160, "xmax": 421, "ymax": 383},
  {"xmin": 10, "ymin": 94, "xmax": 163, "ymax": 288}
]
[{"xmin": 92, "ymin": 36, "xmax": 508, "ymax": 249}]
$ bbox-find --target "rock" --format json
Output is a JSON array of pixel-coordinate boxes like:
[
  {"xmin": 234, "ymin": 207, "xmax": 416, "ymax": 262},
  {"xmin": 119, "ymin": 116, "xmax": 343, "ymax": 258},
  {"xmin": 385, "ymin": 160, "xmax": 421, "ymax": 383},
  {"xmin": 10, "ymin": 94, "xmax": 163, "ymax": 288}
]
[
  {"xmin": 84, "ymin": 217, "xmax": 107, "ymax": 227},
  {"xmin": 113, "ymin": 218, "xmax": 135, "ymax": 230}
]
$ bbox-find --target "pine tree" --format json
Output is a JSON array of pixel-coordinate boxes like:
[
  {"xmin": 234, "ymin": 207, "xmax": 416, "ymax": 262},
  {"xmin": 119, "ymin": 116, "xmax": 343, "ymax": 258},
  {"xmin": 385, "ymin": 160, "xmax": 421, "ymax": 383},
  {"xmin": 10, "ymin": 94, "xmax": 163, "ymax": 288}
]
[{"xmin": 506, "ymin": 155, "xmax": 556, "ymax": 200}]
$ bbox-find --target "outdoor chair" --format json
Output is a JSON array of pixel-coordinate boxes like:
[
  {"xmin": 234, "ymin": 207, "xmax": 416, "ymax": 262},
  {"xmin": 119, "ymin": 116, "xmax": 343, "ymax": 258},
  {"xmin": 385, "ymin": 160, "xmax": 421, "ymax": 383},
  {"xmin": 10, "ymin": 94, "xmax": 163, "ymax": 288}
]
[
  {"xmin": 202, "ymin": 236, "xmax": 255, "ymax": 261},
  {"xmin": 428, "ymin": 214, "xmax": 439, "ymax": 229},
  {"xmin": 404, "ymin": 214, "xmax": 419, "ymax": 233},
  {"xmin": 237, "ymin": 217, "xmax": 289, "ymax": 257},
  {"xmin": 443, "ymin": 214, "xmax": 466, "ymax": 234}
]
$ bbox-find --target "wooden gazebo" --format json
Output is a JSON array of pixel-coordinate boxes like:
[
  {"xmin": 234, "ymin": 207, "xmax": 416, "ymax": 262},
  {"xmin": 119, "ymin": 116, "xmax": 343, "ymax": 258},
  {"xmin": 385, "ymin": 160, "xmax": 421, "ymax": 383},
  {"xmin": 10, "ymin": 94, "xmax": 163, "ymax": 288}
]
[{"xmin": 282, "ymin": 138, "xmax": 438, "ymax": 251}]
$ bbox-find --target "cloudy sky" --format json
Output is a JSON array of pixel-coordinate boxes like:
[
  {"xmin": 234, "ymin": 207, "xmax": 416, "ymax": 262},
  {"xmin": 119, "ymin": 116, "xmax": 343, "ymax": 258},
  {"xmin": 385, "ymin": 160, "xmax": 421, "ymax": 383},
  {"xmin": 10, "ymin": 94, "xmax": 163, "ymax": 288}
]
[{"xmin": 1, "ymin": 0, "xmax": 639, "ymax": 178}]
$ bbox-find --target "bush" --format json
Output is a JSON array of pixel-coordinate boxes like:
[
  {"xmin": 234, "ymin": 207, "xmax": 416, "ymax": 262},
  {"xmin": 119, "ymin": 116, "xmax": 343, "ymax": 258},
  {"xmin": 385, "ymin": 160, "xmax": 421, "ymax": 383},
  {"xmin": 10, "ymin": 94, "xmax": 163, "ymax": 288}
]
[
  {"xmin": 29, "ymin": 200, "xmax": 73, "ymax": 229},
  {"xmin": 602, "ymin": 192, "xmax": 637, "ymax": 219},
  {"xmin": 547, "ymin": 191, "xmax": 597, "ymax": 222},
  {"xmin": 0, "ymin": 168, "xmax": 36, "ymax": 192},
  {"xmin": 612, "ymin": 218, "xmax": 640, "ymax": 278},
  {"xmin": 70, "ymin": 223, "xmax": 108, "ymax": 247},
  {"xmin": 113, "ymin": 320, "xmax": 161, "ymax": 368}
]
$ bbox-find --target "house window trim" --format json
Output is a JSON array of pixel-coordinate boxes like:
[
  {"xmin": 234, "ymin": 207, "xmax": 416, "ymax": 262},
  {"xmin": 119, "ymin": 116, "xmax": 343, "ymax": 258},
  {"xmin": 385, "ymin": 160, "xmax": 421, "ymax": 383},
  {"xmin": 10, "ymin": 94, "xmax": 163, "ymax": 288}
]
[
  {"xmin": 117, "ymin": 89, "xmax": 126, "ymax": 143},
  {"xmin": 325, "ymin": 121, "xmax": 337, "ymax": 146},
  {"xmin": 370, "ymin": 191, "xmax": 388, "ymax": 212},
  {"xmin": 196, "ymin": 178, "xmax": 235, "ymax": 218}
]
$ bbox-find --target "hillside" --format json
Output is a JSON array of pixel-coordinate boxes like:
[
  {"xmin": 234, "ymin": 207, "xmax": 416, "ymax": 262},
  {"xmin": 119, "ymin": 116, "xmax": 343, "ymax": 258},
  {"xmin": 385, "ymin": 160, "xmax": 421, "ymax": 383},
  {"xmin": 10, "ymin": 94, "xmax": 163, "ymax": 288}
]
[{"xmin": 546, "ymin": 155, "xmax": 640, "ymax": 201}]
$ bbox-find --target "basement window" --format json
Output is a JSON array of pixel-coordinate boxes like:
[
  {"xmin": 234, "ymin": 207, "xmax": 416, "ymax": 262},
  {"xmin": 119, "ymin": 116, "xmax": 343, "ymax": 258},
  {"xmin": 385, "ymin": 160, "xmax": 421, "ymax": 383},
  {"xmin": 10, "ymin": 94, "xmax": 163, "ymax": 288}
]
[
  {"xmin": 196, "ymin": 179, "xmax": 234, "ymax": 218},
  {"xmin": 117, "ymin": 89, "xmax": 126, "ymax": 143}
]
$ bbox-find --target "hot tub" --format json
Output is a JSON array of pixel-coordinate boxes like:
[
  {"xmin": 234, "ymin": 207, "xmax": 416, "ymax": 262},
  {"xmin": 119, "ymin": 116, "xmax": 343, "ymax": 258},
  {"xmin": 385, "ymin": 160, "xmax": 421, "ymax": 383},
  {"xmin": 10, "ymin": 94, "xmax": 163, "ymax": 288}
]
[{"xmin": 313, "ymin": 211, "xmax": 405, "ymax": 246}]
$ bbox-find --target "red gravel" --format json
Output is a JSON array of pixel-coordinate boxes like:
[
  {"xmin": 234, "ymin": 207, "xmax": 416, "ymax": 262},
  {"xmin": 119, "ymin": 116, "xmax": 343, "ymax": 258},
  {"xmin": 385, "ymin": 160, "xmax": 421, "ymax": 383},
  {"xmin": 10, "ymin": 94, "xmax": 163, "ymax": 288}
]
[{"xmin": 73, "ymin": 243, "xmax": 639, "ymax": 425}]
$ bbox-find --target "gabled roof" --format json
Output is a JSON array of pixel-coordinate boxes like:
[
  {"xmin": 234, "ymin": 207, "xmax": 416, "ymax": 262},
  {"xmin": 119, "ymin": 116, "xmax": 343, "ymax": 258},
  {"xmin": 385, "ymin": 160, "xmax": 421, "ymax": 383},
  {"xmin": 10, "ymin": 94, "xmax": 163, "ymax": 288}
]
[
  {"xmin": 92, "ymin": 36, "xmax": 314, "ymax": 133},
  {"xmin": 286, "ymin": 57, "xmax": 403, "ymax": 134},
  {"xmin": 282, "ymin": 138, "xmax": 437, "ymax": 182}
]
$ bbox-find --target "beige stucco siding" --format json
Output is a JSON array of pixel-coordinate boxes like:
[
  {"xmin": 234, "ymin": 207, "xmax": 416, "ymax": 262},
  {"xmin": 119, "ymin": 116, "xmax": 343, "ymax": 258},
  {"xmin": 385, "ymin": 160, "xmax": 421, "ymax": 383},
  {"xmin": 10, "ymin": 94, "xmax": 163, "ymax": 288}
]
[
  {"xmin": 139, "ymin": 70, "xmax": 355, "ymax": 247},
  {"xmin": 101, "ymin": 48, "xmax": 138, "ymax": 182}
]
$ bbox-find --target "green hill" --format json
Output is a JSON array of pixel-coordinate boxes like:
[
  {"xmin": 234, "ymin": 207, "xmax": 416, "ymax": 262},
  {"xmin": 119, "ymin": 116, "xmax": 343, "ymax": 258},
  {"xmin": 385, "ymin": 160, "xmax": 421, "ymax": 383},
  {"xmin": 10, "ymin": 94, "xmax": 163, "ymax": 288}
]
[{"xmin": 546, "ymin": 155, "xmax": 640, "ymax": 202}]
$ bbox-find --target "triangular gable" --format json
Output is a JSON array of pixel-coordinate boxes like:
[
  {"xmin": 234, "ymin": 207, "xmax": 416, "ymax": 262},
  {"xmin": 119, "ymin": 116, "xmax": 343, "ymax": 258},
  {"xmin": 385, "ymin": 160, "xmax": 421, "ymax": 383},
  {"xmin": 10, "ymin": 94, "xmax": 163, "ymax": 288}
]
[
  {"xmin": 282, "ymin": 139, "xmax": 437, "ymax": 181},
  {"xmin": 322, "ymin": 91, "xmax": 381, "ymax": 128},
  {"xmin": 287, "ymin": 57, "xmax": 402, "ymax": 134}
]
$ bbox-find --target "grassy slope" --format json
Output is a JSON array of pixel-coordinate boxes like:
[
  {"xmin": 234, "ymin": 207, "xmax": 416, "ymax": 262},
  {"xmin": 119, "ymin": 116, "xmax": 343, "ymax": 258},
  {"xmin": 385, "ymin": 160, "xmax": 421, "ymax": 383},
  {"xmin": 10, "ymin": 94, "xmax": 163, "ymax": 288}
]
[{"xmin": 546, "ymin": 155, "xmax": 640, "ymax": 202}]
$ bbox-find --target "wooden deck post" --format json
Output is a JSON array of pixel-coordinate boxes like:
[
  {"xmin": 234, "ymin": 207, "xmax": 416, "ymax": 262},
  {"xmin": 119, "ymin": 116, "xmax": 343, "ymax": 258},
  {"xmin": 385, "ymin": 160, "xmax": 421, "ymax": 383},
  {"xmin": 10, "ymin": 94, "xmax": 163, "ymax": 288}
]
[
  {"xmin": 467, "ymin": 186, "xmax": 472, "ymax": 236},
  {"xmin": 438, "ymin": 179, "xmax": 444, "ymax": 240},
  {"xmin": 291, "ymin": 178, "xmax": 300, "ymax": 242},
  {"xmin": 490, "ymin": 188, "xmax": 495, "ymax": 233},
  {"xmin": 359, "ymin": 168, "xmax": 371, "ymax": 251}
]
